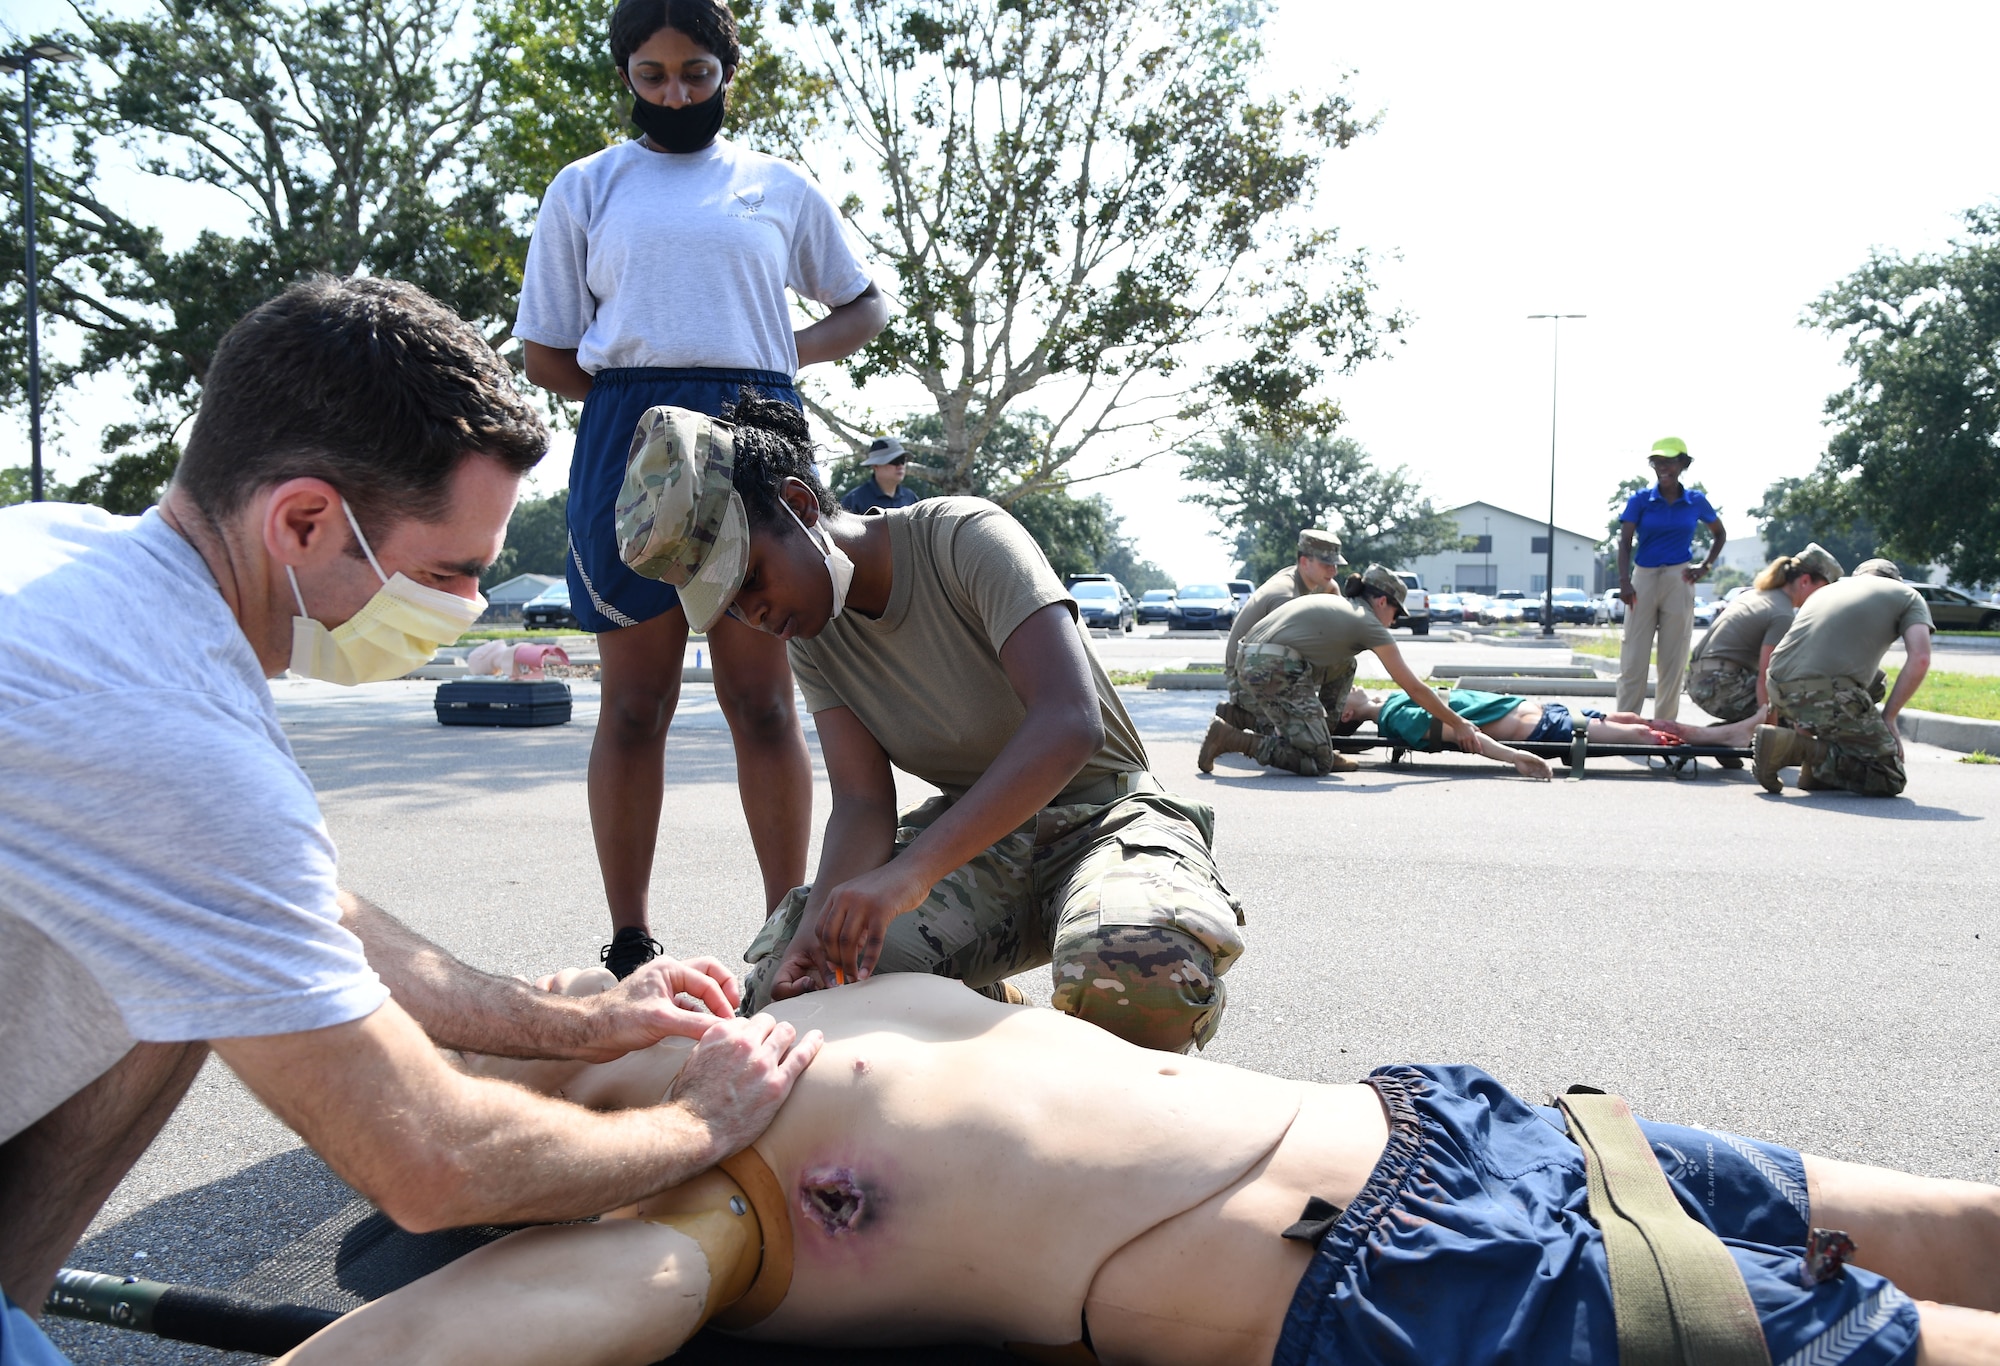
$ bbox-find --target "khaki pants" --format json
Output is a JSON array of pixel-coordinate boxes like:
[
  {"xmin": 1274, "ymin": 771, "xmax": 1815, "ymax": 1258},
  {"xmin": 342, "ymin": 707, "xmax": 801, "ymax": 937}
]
[{"xmin": 1619, "ymin": 563, "xmax": 1695, "ymax": 720}]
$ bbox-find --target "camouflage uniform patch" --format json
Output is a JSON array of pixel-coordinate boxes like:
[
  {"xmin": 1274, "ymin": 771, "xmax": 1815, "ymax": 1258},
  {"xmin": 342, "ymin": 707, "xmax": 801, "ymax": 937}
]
[
  {"xmin": 1768, "ymin": 675, "xmax": 1906, "ymax": 796},
  {"xmin": 1237, "ymin": 651, "xmax": 1343, "ymax": 775},
  {"xmin": 739, "ymin": 785, "xmax": 1246, "ymax": 1051},
  {"xmin": 1221, "ymin": 665, "xmax": 1349, "ymax": 735},
  {"xmin": 1686, "ymin": 658, "xmax": 1761, "ymax": 722}
]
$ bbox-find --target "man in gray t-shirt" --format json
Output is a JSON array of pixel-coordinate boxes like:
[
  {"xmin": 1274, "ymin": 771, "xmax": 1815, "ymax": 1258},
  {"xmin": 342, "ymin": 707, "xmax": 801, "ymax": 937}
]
[{"xmin": 0, "ymin": 280, "xmax": 817, "ymax": 1344}]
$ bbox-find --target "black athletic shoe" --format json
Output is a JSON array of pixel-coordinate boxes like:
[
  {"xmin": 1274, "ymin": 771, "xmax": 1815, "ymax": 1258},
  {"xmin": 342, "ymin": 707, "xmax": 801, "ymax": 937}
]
[{"xmin": 600, "ymin": 927, "xmax": 663, "ymax": 980}]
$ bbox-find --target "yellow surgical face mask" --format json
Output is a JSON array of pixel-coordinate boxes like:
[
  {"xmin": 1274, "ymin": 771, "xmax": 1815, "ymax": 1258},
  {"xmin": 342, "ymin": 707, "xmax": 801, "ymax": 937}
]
[{"xmin": 287, "ymin": 499, "xmax": 485, "ymax": 685}]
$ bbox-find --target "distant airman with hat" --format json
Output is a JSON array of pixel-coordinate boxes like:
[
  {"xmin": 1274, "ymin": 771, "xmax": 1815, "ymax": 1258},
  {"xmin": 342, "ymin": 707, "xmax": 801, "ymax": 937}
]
[
  {"xmin": 1218, "ymin": 528, "xmax": 1349, "ymax": 731},
  {"xmin": 1201, "ymin": 564, "xmax": 1480, "ymax": 777},
  {"xmin": 837, "ymin": 435, "xmax": 918, "ymax": 515}
]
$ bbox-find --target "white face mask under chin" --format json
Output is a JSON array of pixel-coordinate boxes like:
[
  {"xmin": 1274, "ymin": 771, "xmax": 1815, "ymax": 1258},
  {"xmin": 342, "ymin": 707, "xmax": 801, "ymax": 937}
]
[
  {"xmin": 287, "ymin": 500, "xmax": 487, "ymax": 685},
  {"xmin": 785, "ymin": 501, "xmax": 854, "ymax": 622}
]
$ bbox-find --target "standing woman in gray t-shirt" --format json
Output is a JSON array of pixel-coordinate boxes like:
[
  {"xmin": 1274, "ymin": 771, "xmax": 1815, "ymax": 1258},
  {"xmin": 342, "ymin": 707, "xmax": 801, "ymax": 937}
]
[{"xmin": 514, "ymin": 0, "xmax": 887, "ymax": 977}]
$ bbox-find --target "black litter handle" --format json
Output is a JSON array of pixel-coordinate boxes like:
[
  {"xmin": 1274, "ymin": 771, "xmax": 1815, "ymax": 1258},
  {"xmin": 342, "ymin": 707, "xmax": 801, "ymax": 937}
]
[{"xmin": 46, "ymin": 1267, "xmax": 342, "ymax": 1356}]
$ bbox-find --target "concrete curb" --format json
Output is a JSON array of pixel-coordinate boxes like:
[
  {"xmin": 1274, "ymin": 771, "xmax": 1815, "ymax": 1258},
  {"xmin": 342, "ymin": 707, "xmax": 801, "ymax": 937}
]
[
  {"xmin": 1899, "ymin": 708, "xmax": 2000, "ymax": 755},
  {"xmin": 1148, "ymin": 673, "xmax": 1227, "ymax": 690}
]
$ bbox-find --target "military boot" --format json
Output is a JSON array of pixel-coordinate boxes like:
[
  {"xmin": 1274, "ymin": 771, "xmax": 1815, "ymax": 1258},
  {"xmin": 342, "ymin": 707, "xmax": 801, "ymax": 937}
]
[
  {"xmin": 1313, "ymin": 747, "xmax": 1361, "ymax": 774},
  {"xmin": 1752, "ymin": 724, "xmax": 1824, "ymax": 794},
  {"xmin": 1213, "ymin": 700, "xmax": 1256, "ymax": 731},
  {"xmin": 1198, "ymin": 717, "xmax": 1256, "ymax": 773}
]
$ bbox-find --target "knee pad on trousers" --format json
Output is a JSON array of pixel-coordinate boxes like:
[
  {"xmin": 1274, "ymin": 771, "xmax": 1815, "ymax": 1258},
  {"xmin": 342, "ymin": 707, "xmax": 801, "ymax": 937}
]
[{"xmin": 1050, "ymin": 925, "xmax": 1225, "ymax": 1053}]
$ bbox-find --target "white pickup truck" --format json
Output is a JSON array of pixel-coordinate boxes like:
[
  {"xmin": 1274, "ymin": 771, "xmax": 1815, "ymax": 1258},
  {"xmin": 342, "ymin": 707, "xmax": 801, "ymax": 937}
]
[{"xmin": 1392, "ymin": 571, "xmax": 1431, "ymax": 636}]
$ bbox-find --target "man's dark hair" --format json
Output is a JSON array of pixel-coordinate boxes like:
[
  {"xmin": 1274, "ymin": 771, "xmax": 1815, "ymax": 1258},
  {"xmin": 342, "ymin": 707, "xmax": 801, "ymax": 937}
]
[
  {"xmin": 172, "ymin": 277, "xmax": 546, "ymax": 535},
  {"xmin": 722, "ymin": 387, "xmax": 832, "ymax": 527},
  {"xmin": 610, "ymin": 0, "xmax": 740, "ymax": 73}
]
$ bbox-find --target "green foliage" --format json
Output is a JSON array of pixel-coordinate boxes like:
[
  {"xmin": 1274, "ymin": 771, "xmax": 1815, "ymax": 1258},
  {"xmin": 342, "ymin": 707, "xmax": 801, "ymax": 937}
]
[
  {"xmin": 1182, "ymin": 429, "xmax": 1462, "ymax": 581},
  {"xmin": 824, "ymin": 407, "xmax": 1165, "ymax": 583},
  {"xmin": 1604, "ymin": 476, "xmax": 1648, "ymax": 544},
  {"xmin": 755, "ymin": 0, "xmax": 1399, "ymax": 496},
  {"xmin": 1707, "ymin": 565, "xmax": 1751, "ymax": 595},
  {"xmin": 482, "ymin": 490, "xmax": 570, "ymax": 587},
  {"xmin": 1752, "ymin": 476, "xmax": 1925, "ymax": 579},
  {"xmin": 0, "ymin": 467, "xmax": 31, "ymax": 507},
  {"xmin": 1806, "ymin": 202, "xmax": 2000, "ymax": 585},
  {"xmin": 2, "ymin": 0, "xmax": 530, "ymax": 509}
]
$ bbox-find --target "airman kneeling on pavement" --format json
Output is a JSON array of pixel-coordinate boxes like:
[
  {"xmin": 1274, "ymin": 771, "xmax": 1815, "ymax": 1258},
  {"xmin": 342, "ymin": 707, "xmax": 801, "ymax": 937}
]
[{"xmin": 1755, "ymin": 559, "xmax": 1934, "ymax": 797}]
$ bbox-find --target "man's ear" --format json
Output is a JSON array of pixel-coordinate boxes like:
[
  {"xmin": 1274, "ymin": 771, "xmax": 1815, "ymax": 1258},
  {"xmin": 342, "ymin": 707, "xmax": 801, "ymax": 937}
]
[{"xmin": 262, "ymin": 478, "xmax": 347, "ymax": 569}]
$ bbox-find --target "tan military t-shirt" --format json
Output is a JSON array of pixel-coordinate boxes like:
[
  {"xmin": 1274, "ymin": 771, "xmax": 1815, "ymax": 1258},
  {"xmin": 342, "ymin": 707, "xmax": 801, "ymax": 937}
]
[
  {"xmin": 1225, "ymin": 566, "xmax": 1306, "ymax": 670},
  {"xmin": 1767, "ymin": 576, "xmax": 1934, "ymax": 690},
  {"xmin": 1690, "ymin": 587, "xmax": 1793, "ymax": 670},
  {"xmin": 788, "ymin": 498, "xmax": 1150, "ymax": 802},
  {"xmin": 1241, "ymin": 593, "xmax": 1394, "ymax": 671}
]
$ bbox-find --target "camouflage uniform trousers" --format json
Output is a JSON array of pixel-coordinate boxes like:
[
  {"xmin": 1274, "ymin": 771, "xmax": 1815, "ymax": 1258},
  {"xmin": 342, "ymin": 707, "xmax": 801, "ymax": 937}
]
[
  {"xmin": 1220, "ymin": 666, "xmax": 1351, "ymax": 735},
  {"xmin": 1235, "ymin": 649, "xmax": 1355, "ymax": 776},
  {"xmin": 739, "ymin": 780, "xmax": 1246, "ymax": 1051},
  {"xmin": 1768, "ymin": 674, "xmax": 1906, "ymax": 796},
  {"xmin": 1685, "ymin": 658, "xmax": 1761, "ymax": 723}
]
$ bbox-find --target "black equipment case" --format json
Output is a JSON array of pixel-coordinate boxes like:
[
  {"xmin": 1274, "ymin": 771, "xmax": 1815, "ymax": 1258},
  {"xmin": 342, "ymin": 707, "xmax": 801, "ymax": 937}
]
[{"xmin": 433, "ymin": 679, "xmax": 572, "ymax": 728}]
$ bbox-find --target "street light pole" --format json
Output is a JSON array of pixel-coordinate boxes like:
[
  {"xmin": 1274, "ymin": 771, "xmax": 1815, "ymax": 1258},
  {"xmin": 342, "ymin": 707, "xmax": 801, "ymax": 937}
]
[
  {"xmin": 2, "ymin": 40, "xmax": 84, "ymax": 503},
  {"xmin": 1527, "ymin": 313, "xmax": 1586, "ymax": 637}
]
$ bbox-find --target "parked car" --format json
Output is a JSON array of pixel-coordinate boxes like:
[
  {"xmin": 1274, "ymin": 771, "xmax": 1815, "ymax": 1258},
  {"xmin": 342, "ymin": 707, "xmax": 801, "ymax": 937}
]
[
  {"xmin": 1227, "ymin": 579, "xmax": 1255, "ymax": 606},
  {"xmin": 1527, "ymin": 587, "xmax": 1594, "ymax": 625},
  {"xmin": 1137, "ymin": 588, "xmax": 1175, "ymax": 624},
  {"xmin": 1429, "ymin": 593, "xmax": 1465, "ymax": 624},
  {"xmin": 1457, "ymin": 593, "xmax": 1493, "ymax": 624},
  {"xmin": 1913, "ymin": 583, "xmax": 2000, "ymax": 631},
  {"xmin": 1389, "ymin": 571, "xmax": 1430, "ymax": 635},
  {"xmin": 1166, "ymin": 582, "xmax": 1236, "ymax": 631},
  {"xmin": 1071, "ymin": 579, "xmax": 1136, "ymax": 632},
  {"xmin": 1693, "ymin": 597, "xmax": 1724, "ymax": 628},
  {"xmin": 1593, "ymin": 588, "xmax": 1627, "ymax": 625},
  {"xmin": 1482, "ymin": 591, "xmax": 1527, "ymax": 625},
  {"xmin": 522, "ymin": 581, "xmax": 578, "ymax": 630}
]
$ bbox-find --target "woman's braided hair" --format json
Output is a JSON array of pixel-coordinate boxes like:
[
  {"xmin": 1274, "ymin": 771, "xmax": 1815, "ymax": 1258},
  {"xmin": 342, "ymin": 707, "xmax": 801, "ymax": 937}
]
[{"xmin": 721, "ymin": 387, "xmax": 834, "ymax": 528}]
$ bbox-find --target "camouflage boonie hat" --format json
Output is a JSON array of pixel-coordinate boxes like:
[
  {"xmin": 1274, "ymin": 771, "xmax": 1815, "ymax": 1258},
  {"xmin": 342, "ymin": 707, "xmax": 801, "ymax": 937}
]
[
  {"xmin": 1298, "ymin": 529, "xmax": 1347, "ymax": 566},
  {"xmin": 1794, "ymin": 542, "xmax": 1844, "ymax": 583},
  {"xmin": 1853, "ymin": 558, "xmax": 1903, "ymax": 580},
  {"xmin": 1360, "ymin": 563, "xmax": 1410, "ymax": 623},
  {"xmin": 615, "ymin": 406, "xmax": 749, "ymax": 633}
]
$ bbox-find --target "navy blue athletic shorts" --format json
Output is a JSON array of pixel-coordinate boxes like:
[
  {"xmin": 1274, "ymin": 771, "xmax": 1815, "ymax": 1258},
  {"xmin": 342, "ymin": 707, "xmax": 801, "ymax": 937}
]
[
  {"xmin": 1274, "ymin": 1064, "xmax": 1922, "ymax": 1366},
  {"xmin": 564, "ymin": 367, "xmax": 800, "ymax": 633},
  {"xmin": 1524, "ymin": 703, "xmax": 1608, "ymax": 745}
]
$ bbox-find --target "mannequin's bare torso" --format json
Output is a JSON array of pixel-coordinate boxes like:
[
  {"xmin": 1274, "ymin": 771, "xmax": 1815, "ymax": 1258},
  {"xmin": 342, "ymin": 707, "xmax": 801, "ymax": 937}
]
[{"xmin": 445, "ymin": 974, "xmax": 1391, "ymax": 1364}]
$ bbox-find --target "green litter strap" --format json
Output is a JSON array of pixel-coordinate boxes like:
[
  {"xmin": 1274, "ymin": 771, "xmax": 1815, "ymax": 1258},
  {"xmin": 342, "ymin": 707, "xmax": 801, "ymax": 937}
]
[{"xmin": 1557, "ymin": 1090, "xmax": 1773, "ymax": 1366}]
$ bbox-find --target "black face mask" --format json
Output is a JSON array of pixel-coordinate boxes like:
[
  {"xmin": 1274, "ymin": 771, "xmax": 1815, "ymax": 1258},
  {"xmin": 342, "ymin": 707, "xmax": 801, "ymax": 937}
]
[{"xmin": 630, "ymin": 85, "xmax": 726, "ymax": 153}]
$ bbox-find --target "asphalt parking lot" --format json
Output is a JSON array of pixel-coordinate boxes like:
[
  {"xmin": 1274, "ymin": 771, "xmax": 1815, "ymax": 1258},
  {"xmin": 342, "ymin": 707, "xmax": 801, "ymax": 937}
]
[{"xmin": 46, "ymin": 638, "xmax": 2000, "ymax": 1362}]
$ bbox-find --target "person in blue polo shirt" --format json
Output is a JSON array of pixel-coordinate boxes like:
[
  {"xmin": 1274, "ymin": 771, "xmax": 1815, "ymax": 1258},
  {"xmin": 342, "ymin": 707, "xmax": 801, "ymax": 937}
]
[{"xmin": 1614, "ymin": 436, "xmax": 1726, "ymax": 721}]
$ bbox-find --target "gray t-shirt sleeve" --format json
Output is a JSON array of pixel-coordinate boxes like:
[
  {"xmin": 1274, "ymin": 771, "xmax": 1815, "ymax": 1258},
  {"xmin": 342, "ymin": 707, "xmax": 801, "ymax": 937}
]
[
  {"xmin": 787, "ymin": 640, "xmax": 843, "ymax": 715},
  {"xmin": 1759, "ymin": 606, "xmax": 1793, "ymax": 649},
  {"xmin": 944, "ymin": 505, "xmax": 1074, "ymax": 655},
  {"xmin": 514, "ymin": 170, "xmax": 596, "ymax": 350},
  {"xmin": 784, "ymin": 168, "xmax": 873, "ymax": 308},
  {"xmin": 0, "ymin": 689, "xmax": 387, "ymax": 1042},
  {"xmin": 1897, "ymin": 591, "xmax": 1934, "ymax": 637}
]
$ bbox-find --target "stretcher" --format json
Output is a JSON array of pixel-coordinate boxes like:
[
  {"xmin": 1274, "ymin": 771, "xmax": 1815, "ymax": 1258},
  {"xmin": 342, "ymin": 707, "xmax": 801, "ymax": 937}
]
[
  {"xmin": 47, "ymin": 1198, "xmax": 1013, "ymax": 1362},
  {"xmin": 1330, "ymin": 729, "xmax": 1752, "ymax": 778}
]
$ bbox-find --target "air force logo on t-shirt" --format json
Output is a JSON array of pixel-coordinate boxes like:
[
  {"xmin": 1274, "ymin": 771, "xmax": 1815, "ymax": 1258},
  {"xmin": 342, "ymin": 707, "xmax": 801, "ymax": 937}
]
[{"xmin": 731, "ymin": 188, "xmax": 766, "ymax": 219}]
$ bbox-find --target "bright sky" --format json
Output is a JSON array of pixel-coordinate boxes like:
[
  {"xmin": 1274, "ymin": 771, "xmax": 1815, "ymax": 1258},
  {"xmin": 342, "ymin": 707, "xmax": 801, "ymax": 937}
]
[{"xmin": 8, "ymin": 0, "xmax": 1998, "ymax": 587}]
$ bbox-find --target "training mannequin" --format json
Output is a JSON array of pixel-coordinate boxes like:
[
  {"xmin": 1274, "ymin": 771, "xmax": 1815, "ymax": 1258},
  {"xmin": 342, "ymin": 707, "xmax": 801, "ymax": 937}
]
[{"xmin": 282, "ymin": 974, "xmax": 2000, "ymax": 1366}]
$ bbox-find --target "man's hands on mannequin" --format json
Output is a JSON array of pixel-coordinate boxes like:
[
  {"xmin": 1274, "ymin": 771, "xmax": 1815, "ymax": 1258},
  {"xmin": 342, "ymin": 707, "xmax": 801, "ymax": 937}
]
[
  {"xmin": 341, "ymin": 891, "xmax": 745, "ymax": 1063},
  {"xmin": 216, "ymin": 999, "xmax": 822, "ymax": 1231}
]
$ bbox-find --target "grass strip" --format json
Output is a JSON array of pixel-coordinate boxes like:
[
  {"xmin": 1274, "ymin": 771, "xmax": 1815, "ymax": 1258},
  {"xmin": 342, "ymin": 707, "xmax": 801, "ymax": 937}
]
[{"xmin": 1884, "ymin": 668, "xmax": 2000, "ymax": 721}]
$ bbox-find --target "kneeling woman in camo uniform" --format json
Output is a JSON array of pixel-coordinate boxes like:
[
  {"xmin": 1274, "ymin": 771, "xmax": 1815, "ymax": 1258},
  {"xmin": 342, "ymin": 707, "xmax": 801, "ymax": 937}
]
[
  {"xmin": 1199, "ymin": 567, "xmax": 1480, "ymax": 777},
  {"xmin": 1686, "ymin": 542, "xmax": 1843, "ymax": 722},
  {"xmin": 615, "ymin": 392, "xmax": 1244, "ymax": 1053},
  {"xmin": 1755, "ymin": 560, "xmax": 1934, "ymax": 796}
]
